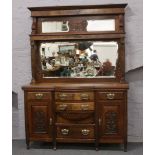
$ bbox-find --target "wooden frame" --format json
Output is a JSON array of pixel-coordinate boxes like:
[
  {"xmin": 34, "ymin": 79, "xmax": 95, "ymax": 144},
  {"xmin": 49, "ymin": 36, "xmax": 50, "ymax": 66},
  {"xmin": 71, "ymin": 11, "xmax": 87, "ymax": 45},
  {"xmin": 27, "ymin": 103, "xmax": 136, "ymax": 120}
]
[
  {"xmin": 29, "ymin": 4, "xmax": 127, "ymax": 84},
  {"xmin": 23, "ymin": 4, "xmax": 129, "ymax": 151}
]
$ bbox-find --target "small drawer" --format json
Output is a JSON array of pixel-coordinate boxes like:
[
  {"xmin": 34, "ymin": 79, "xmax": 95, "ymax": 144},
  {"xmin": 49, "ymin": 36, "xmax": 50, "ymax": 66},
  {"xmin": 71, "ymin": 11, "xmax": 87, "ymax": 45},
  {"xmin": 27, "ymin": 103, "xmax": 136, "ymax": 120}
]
[
  {"xmin": 57, "ymin": 125, "xmax": 94, "ymax": 139},
  {"xmin": 97, "ymin": 92, "xmax": 124, "ymax": 100},
  {"xmin": 56, "ymin": 102, "xmax": 94, "ymax": 111},
  {"xmin": 55, "ymin": 92, "xmax": 94, "ymax": 101},
  {"xmin": 27, "ymin": 92, "xmax": 51, "ymax": 100}
]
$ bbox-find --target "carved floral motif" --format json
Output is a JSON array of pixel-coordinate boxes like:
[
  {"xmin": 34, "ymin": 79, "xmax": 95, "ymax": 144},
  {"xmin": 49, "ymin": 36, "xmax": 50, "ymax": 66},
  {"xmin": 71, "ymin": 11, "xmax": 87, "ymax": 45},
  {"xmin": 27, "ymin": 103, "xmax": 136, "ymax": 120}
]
[
  {"xmin": 104, "ymin": 111, "xmax": 118, "ymax": 134},
  {"xmin": 33, "ymin": 111, "xmax": 47, "ymax": 132},
  {"xmin": 69, "ymin": 20, "xmax": 87, "ymax": 32}
]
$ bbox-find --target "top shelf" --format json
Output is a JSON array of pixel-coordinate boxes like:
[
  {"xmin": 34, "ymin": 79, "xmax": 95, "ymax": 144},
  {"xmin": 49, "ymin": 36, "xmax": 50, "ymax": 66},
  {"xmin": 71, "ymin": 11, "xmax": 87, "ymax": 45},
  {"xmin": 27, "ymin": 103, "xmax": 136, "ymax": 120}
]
[
  {"xmin": 28, "ymin": 4, "xmax": 128, "ymax": 17},
  {"xmin": 28, "ymin": 4, "xmax": 128, "ymax": 11}
]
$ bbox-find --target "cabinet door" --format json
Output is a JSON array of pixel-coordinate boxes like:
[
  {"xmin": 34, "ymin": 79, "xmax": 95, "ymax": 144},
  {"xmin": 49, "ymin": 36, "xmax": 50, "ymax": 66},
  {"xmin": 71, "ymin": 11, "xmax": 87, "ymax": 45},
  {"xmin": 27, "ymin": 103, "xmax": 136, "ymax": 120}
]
[
  {"xmin": 27, "ymin": 101, "xmax": 52, "ymax": 140},
  {"xmin": 98, "ymin": 100, "xmax": 124, "ymax": 142}
]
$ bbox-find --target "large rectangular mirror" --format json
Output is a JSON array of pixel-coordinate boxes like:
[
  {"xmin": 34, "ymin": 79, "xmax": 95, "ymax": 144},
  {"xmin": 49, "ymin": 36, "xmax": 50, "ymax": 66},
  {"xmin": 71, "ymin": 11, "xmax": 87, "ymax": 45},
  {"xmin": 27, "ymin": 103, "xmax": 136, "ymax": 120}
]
[{"xmin": 40, "ymin": 41, "xmax": 118, "ymax": 78}]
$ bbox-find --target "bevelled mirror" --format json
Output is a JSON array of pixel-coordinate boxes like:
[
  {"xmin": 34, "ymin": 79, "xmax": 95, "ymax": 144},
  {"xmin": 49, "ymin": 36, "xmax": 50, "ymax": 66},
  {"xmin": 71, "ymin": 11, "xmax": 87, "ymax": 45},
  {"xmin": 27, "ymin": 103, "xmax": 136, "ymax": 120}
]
[
  {"xmin": 87, "ymin": 19, "xmax": 115, "ymax": 31},
  {"xmin": 42, "ymin": 21, "xmax": 69, "ymax": 33},
  {"xmin": 41, "ymin": 19, "xmax": 116, "ymax": 33},
  {"xmin": 40, "ymin": 41, "xmax": 118, "ymax": 78}
]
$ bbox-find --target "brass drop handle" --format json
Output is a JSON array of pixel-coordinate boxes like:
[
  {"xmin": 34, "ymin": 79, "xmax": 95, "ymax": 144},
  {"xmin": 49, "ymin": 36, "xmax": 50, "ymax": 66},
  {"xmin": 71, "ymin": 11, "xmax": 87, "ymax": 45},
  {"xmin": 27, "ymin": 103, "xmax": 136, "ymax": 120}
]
[
  {"xmin": 59, "ymin": 93, "xmax": 67, "ymax": 100},
  {"xmin": 107, "ymin": 93, "xmax": 115, "ymax": 99},
  {"xmin": 58, "ymin": 104, "xmax": 68, "ymax": 110},
  {"xmin": 49, "ymin": 118, "xmax": 52, "ymax": 125},
  {"xmin": 35, "ymin": 93, "xmax": 43, "ymax": 99},
  {"xmin": 80, "ymin": 93, "xmax": 89, "ymax": 100},
  {"xmin": 81, "ymin": 129, "xmax": 90, "ymax": 136},
  {"xmin": 81, "ymin": 104, "xmax": 89, "ymax": 110},
  {"xmin": 61, "ymin": 129, "xmax": 69, "ymax": 135}
]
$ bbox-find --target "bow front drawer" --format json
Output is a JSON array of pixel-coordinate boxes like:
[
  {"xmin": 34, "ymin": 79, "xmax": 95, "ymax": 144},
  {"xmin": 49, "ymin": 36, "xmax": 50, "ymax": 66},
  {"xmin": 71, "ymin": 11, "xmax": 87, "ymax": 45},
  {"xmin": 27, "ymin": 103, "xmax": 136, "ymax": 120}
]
[
  {"xmin": 27, "ymin": 92, "xmax": 51, "ymax": 100},
  {"xmin": 97, "ymin": 92, "xmax": 124, "ymax": 100},
  {"xmin": 55, "ymin": 92, "xmax": 94, "ymax": 101}
]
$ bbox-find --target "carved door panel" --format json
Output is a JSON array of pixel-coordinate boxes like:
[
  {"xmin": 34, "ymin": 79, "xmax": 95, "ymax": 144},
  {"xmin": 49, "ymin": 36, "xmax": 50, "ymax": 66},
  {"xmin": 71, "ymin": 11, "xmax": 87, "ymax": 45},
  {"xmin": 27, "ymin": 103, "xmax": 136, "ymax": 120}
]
[
  {"xmin": 28, "ymin": 101, "xmax": 52, "ymax": 140},
  {"xmin": 98, "ymin": 101, "xmax": 124, "ymax": 141}
]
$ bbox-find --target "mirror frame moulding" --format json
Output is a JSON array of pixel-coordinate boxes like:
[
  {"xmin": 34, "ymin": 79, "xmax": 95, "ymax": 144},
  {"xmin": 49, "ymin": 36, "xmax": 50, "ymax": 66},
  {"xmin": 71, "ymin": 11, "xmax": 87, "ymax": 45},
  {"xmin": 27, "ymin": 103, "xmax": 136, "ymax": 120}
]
[{"xmin": 30, "ymin": 38, "xmax": 125, "ymax": 83}]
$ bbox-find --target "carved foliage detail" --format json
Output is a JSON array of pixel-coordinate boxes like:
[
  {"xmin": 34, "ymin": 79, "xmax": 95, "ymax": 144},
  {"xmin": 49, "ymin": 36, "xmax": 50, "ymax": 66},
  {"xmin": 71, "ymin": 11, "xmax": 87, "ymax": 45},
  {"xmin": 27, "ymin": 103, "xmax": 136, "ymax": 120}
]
[
  {"xmin": 104, "ymin": 111, "xmax": 118, "ymax": 134},
  {"xmin": 32, "ymin": 18, "xmax": 37, "ymax": 34},
  {"xmin": 33, "ymin": 110, "xmax": 47, "ymax": 133},
  {"xmin": 119, "ymin": 15, "xmax": 124, "ymax": 32},
  {"xmin": 116, "ymin": 40, "xmax": 125, "ymax": 82},
  {"xmin": 69, "ymin": 20, "xmax": 87, "ymax": 32}
]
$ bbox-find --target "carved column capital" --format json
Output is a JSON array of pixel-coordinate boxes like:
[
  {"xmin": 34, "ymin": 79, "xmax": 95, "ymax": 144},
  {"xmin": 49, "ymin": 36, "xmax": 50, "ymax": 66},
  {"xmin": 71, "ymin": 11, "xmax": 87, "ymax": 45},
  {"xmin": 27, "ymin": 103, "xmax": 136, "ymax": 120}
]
[{"xmin": 31, "ymin": 17, "xmax": 37, "ymax": 34}]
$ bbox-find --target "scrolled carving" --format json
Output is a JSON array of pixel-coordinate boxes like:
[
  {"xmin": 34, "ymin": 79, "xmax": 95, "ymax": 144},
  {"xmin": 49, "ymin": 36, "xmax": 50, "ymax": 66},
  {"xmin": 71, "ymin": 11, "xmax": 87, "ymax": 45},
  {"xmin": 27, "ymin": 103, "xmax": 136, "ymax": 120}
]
[
  {"xmin": 32, "ymin": 18, "xmax": 37, "ymax": 34},
  {"xmin": 30, "ymin": 40, "xmax": 35, "ymax": 49},
  {"xmin": 115, "ymin": 40, "xmax": 125, "ymax": 82},
  {"xmin": 119, "ymin": 15, "xmax": 124, "ymax": 32},
  {"xmin": 33, "ymin": 111, "xmax": 46, "ymax": 132},
  {"xmin": 69, "ymin": 20, "xmax": 87, "ymax": 32},
  {"xmin": 104, "ymin": 111, "xmax": 118, "ymax": 134}
]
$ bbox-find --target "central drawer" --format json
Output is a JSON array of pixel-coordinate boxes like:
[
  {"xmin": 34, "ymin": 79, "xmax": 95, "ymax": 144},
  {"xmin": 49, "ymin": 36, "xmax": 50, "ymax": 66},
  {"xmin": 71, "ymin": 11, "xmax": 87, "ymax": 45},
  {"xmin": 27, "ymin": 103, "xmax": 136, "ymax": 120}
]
[
  {"xmin": 56, "ymin": 102, "xmax": 94, "ymax": 111},
  {"xmin": 56, "ymin": 125, "xmax": 94, "ymax": 139},
  {"xmin": 56, "ymin": 112, "xmax": 94, "ymax": 124},
  {"xmin": 55, "ymin": 92, "xmax": 94, "ymax": 101}
]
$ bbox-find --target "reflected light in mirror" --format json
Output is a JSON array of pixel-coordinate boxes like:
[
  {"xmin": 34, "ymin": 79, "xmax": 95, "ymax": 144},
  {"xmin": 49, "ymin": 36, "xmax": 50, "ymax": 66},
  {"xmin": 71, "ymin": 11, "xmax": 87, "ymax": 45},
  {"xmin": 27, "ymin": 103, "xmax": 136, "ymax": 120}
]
[
  {"xmin": 42, "ymin": 21, "xmax": 69, "ymax": 33},
  {"xmin": 87, "ymin": 19, "xmax": 115, "ymax": 31}
]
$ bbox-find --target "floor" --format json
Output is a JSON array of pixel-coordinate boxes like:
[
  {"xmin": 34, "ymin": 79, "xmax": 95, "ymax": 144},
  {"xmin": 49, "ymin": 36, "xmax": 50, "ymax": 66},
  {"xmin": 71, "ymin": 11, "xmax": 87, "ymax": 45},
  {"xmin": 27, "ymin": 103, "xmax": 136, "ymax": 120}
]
[{"xmin": 12, "ymin": 140, "xmax": 143, "ymax": 155}]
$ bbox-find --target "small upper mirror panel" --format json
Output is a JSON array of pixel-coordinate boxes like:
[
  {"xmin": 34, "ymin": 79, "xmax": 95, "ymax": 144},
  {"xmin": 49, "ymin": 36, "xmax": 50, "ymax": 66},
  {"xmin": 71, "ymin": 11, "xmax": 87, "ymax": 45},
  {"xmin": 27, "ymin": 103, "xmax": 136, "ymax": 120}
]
[
  {"xmin": 87, "ymin": 19, "xmax": 115, "ymax": 31},
  {"xmin": 40, "ymin": 41, "xmax": 118, "ymax": 78},
  {"xmin": 42, "ymin": 21, "xmax": 69, "ymax": 33}
]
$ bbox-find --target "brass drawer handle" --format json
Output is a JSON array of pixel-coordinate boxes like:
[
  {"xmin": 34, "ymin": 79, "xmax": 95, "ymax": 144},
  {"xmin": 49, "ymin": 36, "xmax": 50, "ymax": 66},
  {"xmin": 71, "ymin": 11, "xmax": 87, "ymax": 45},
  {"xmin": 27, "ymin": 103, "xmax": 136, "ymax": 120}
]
[
  {"xmin": 81, "ymin": 104, "xmax": 89, "ymax": 110},
  {"xmin": 59, "ymin": 93, "xmax": 67, "ymax": 100},
  {"xmin": 58, "ymin": 104, "xmax": 68, "ymax": 110},
  {"xmin": 35, "ymin": 93, "xmax": 43, "ymax": 99},
  {"xmin": 61, "ymin": 129, "xmax": 69, "ymax": 135},
  {"xmin": 81, "ymin": 129, "xmax": 90, "ymax": 136},
  {"xmin": 107, "ymin": 93, "xmax": 115, "ymax": 99},
  {"xmin": 80, "ymin": 93, "xmax": 89, "ymax": 100}
]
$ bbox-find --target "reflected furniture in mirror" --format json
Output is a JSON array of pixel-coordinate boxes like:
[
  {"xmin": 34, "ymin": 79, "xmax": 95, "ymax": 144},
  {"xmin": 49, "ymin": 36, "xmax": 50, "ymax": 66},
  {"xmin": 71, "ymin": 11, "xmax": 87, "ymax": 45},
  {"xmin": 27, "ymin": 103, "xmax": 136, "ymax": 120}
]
[
  {"xmin": 22, "ymin": 4, "xmax": 129, "ymax": 151},
  {"xmin": 40, "ymin": 41, "xmax": 118, "ymax": 78}
]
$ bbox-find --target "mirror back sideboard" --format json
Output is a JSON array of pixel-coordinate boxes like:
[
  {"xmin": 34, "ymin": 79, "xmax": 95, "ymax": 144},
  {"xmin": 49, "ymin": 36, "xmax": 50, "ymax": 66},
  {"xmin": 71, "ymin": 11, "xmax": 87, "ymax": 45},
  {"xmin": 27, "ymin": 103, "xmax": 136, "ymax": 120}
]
[{"xmin": 22, "ymin": 4, "xmax": 129, "ymax": 151}]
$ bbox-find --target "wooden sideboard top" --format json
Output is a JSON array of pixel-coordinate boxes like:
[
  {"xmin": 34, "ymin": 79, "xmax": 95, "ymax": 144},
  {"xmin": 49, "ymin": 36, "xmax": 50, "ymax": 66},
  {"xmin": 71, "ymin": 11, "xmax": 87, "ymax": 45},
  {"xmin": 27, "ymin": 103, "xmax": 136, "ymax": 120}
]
[{"xmin": 22, "ymin": 82, "xmax": 129, "ymax": 91}]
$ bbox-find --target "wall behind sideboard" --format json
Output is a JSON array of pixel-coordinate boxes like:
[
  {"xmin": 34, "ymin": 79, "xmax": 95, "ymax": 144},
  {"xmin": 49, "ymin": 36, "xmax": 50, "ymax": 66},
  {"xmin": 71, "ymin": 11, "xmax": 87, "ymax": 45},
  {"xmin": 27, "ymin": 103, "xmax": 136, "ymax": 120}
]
[{"xmin": 12, "ymin": 0, "xmax": 143, "ymax": 142}]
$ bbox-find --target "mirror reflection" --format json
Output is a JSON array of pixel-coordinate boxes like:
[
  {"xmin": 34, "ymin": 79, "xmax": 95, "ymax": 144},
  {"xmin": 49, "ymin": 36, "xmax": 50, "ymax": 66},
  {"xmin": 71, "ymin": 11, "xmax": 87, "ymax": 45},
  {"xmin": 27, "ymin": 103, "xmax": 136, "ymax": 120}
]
[
  {"xmin": 42, "ymin": 21, "xmax": 69, "ymax": 33},
  {"xmin": 40, "ymin": 41, "xmax": 118, "ymax": 78},
  {"xmin": 87, "ymin": 19, "xmax": 115, "ymax": 31}
]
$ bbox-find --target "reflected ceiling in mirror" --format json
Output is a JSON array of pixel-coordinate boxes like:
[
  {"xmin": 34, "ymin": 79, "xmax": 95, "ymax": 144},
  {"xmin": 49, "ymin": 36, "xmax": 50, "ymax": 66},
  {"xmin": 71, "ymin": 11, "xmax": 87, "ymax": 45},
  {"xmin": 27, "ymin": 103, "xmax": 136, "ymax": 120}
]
[
  {"xmin": 40, "ymin": 41, "xmax": 118, "ymax": 78},
  {"xmin": 42, "ymin": 21, "xmax": 69, "ymax": 33},
  {"xmin": 87, "ymin": 19, "xmax": 115, "ymax": 31}
]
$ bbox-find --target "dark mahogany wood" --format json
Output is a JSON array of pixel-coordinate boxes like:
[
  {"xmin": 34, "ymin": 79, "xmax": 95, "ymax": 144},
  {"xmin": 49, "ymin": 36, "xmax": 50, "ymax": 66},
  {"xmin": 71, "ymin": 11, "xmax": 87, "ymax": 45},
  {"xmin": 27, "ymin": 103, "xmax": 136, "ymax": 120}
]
[{"xmin": 22, "ymin": 4, "xmax": 128, "ymax": 151}]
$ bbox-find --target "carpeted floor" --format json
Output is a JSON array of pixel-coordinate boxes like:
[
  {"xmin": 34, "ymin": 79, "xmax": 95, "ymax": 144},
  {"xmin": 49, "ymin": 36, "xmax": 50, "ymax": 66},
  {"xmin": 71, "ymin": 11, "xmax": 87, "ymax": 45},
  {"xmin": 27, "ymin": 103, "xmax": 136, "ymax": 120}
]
[{"xmin": 12, "ymin": 140, "xmax": 143, "ymax": 155}]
